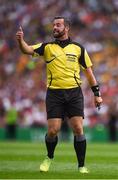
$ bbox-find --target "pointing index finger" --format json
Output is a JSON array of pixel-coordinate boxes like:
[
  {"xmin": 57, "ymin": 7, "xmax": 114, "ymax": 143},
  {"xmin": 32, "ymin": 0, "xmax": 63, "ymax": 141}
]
[{"xmin": 19, "ymin": 26, "xmax": 23, "ymax": 31}]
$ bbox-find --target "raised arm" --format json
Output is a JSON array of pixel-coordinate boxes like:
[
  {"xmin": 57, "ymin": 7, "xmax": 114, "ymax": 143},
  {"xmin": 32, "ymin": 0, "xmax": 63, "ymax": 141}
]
[
  {"xmin": 83, "ymin": 67, "xmax": 103, "ymax": 109},
  {"xmin": 16, "ymin": 26, "xmax": 34, "ymax": 55}
]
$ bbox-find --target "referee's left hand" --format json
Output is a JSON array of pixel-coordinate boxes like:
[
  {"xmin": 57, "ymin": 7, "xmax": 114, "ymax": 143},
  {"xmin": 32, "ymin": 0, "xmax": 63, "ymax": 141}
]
[{"xmin": 94, "ymin": 96, "xmax": 103, "ymax": 110}]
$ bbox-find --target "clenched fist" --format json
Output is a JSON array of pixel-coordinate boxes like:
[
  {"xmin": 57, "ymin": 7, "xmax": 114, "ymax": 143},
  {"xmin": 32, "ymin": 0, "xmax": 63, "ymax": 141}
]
[{"xmin": 16, "ymin": 26, "xmax": 24, "ymax": 41}]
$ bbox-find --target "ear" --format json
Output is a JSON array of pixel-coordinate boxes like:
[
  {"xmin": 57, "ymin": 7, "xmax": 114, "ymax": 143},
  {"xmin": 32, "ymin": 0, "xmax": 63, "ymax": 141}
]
[{"xmin": 65, "ymin": 25, "xmax": 70, "ymax": 31}]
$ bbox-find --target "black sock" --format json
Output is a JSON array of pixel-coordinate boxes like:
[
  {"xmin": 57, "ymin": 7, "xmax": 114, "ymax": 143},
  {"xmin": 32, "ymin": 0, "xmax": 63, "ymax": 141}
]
[
  {"xmin": 74, "ymin": 135, "xmax": 86, "ymax": 167},
  {"xmin": 45, "ymin": 134, "xmax": 58, "ymax": 159}
]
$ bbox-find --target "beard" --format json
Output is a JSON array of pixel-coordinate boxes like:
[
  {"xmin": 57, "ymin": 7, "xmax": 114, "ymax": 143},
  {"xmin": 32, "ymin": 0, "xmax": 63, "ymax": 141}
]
[{"xmin": 53, "ymin": 28, "xmax": 65, "ymax": 38}]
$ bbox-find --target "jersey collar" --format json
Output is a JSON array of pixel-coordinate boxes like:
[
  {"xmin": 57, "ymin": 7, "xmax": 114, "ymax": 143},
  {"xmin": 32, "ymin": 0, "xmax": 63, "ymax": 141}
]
[{"xmin": 55, "ymin": 37, "xmax": 71, "ymax": 48}]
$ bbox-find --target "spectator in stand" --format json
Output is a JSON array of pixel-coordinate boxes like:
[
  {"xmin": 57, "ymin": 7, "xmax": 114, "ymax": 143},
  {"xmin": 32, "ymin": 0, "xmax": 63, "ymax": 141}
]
[
  {"xmin": 107, "ymin": 99, "xmax": 118, "ymax": 142},
  {"xmin": 0, "ymin": 98, "xmax": 6, "ymax": 127}
]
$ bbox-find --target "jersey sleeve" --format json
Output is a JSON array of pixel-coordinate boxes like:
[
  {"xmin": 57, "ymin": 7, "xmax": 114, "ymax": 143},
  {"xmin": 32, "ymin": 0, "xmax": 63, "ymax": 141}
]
[
  {"xmin": 79, "ymin": 48, "xmax": 93, "ymax": 69},
  {"xmin": 32, "ymin": 43, "xmax": 46, "ymax": 57}
]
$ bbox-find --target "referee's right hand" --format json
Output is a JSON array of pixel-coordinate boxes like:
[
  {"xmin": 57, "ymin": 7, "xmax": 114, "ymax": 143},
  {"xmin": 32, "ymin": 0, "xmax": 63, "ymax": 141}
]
[{"xmin": 16, "ymin": 26, "xmax": 24, "ymax": 41}]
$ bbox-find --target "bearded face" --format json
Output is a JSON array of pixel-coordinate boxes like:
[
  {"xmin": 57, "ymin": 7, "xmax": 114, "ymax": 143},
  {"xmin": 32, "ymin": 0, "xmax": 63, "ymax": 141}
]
[
  {"xmin": 53, "ymin": 19, "xmax": 68, "ymax": 39},
  {"xmin": 53, "ymin": 28, "xmax": 65, "ymax": 38}
]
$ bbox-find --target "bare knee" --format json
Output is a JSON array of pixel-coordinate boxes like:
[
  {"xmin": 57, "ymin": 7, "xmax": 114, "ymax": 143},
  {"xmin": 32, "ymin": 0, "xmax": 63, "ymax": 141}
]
[
  {"xmin": 48, "ymin": 127, "xmax": 59, "ymax": 137},
  {"xmin": 73, "ymin": 125, "xmax": 83, "ymax": 135},
  {"xmin": 69, "ymin": 116, "xmax": 83, "ymax": 135},
  {"xmin": 47, "ymin": 119, "xmax": 62, "ymax": 137}
]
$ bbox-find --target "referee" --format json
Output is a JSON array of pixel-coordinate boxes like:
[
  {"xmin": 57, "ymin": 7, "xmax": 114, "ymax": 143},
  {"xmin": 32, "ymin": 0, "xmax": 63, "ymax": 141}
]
[{"xmin": 16, "ymin": 16, "xmax": 103, "ymax": 173}]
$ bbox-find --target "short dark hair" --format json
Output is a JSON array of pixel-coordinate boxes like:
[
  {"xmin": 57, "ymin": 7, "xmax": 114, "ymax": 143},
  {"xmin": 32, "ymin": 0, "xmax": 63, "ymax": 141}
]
[{"xmin": 53, "ymin": 16, "xmax": 71, "ymax": 27}]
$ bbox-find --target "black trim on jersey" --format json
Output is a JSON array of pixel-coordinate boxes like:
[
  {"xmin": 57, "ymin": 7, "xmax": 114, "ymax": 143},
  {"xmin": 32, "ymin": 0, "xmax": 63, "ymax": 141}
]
[
  {"xmin": 34, "ymin": 43, "xmax": 47, "ymax": 56},
  {"xmin": 74, "ymin": 73, "xmax": 80, "ymax": 86},
  {"xmin": 34, "ymin": 40, "xmax": 87, "ymax": 69},
  {"xmin": 71, "ymin": 41, "xmax": 83, "ymax": 48},
  {"xmin": 49, "ymin": 70, "xmax": 53, "ymax": 87},
  {"xmin": 55, "ymin": 38, "xmax": 72, "ymax": 48},
  {"xmin": 66, "ymin": 53, "xmax": 77, "ymax": 57},
  {"xmin": 46, "ymin": 56, "xmax": 56, "ymax": 64},
  {"xmin": 46, "ymin": 54, "xmax": 63, "ymax": 64},
  {"xmin": 79, "ymin": 47, "xmax": 87, "ymax": 68},
  {"xmin": 71, "ymin": 42, "xmax": 87, "ymax": 69}
]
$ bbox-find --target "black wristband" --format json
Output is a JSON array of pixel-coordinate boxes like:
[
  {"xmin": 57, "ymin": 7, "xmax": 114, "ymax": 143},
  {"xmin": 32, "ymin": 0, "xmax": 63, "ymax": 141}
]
[{"xmin": 91, "ymin": 85, "xmax": 101, "ymax": 97}]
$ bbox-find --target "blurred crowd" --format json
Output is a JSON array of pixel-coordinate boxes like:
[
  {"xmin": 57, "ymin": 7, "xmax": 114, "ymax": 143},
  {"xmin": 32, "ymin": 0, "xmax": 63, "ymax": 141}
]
[{"xmin": 0, "ymin": 0, "xmax": 118, "ymax": 138}]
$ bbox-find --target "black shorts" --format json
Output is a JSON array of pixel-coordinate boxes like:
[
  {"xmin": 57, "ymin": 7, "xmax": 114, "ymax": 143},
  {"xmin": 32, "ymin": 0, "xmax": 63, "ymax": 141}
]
[{"xmin": 46, "ymin": 87, "xmax": 84, "ymax": 119}]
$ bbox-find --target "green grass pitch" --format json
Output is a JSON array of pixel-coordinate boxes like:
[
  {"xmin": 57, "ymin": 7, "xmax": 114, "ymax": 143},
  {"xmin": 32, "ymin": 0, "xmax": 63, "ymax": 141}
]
[{"xmin": 0, "ymin": 141, "xmax": 118, "ymax": 179}]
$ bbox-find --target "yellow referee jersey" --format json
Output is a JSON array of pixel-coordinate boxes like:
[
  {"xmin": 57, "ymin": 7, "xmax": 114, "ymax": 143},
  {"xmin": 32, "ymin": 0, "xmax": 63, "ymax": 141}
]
[{"xmin": 32, "ymin": 38, "xmax": 92, "ymax": 89}]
